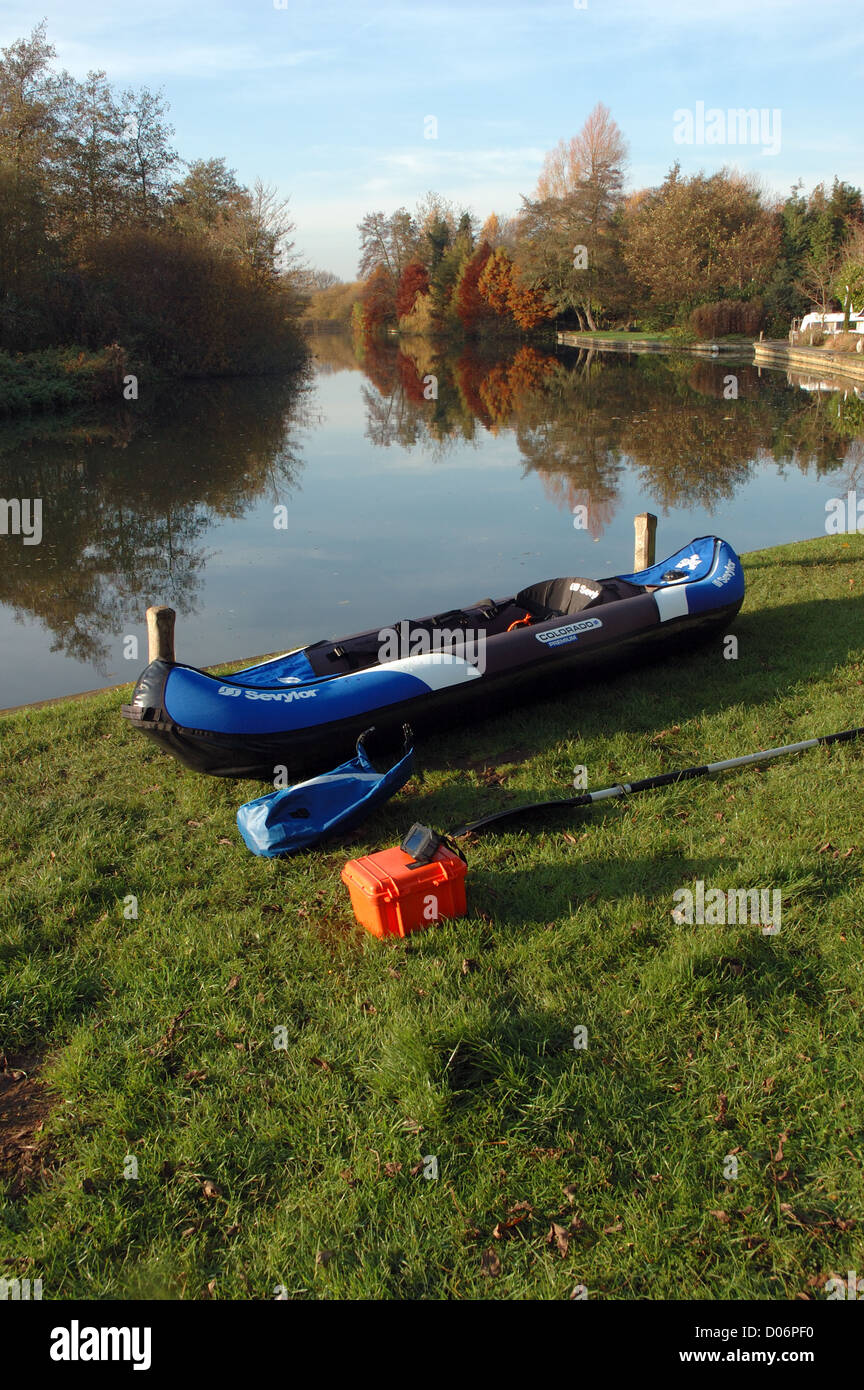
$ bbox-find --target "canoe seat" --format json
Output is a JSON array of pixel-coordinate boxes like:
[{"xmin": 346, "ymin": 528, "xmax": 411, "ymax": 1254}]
[{"xmin": 515, "ymin": 575, "xmax": 645, "ymax": 620}]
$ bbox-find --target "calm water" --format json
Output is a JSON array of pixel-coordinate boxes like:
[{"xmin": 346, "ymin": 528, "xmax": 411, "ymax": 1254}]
[{"xmin": 1, "ymin": 335, "xmax": 862, "ymax": 709}]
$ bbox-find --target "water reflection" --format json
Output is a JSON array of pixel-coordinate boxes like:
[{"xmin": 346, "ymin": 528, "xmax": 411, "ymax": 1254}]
[
  {"xmin": 328, "ymin": 335, "xmax": 862, "ymax": 525},
  {"xmin": 1, "ymin": 335, "xmax": 862, "ymax": 701},
  {"xmin": 0, "ymin": 371, "xmax": 313, "ymax": 670}
]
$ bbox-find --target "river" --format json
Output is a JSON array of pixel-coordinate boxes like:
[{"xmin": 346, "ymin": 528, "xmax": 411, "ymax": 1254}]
[{"xmin": 1, "ymin": 334, "xmax": 861, "ymax": 708}]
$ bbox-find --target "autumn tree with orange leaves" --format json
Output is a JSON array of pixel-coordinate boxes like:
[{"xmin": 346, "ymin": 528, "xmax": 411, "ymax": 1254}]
[
  {"xmin": 519, "ymin": 101, "xmax": 629, "ymax": 329},
  {"xmin": 476, "ymin": 247, "xmax": 513, "ymax": 317},
  {"xmin": 453, "ymin": 241, "xmax": 493, "ymax": 332},
  {"xmin": 477, "ymin": 247, "xmax": 552, "ymax": 330},
  {"xmin": 355, "ymin": 264, "xmax": 396, "ymax": 339},
  {"xmin": 396, "ymin": 260, "xmax": 429, "ymax": 320}
]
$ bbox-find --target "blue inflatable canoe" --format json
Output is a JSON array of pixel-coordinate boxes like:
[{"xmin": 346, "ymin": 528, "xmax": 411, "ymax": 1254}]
[{"xmin": 122, "ymin": 536, "xmax": 744, "ymax": 779}]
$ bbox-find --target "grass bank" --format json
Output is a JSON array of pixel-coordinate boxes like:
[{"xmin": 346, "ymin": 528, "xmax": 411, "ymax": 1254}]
[
  {"xmin": 0, "ymin": 346, "xmax": 131, "ymax": 416},
  {"xmin": 556, "ymin": 329, "xmax": 754, "ymax": 356},
  {"xmin": 1, "ymin": 533, "xmax": 863, "ymax": 1300}
]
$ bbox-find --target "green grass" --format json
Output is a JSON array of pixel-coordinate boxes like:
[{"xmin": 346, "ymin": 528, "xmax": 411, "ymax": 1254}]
[
  {"xmin": 558, "ymin": 329, "xmax": 679, "ymax": 340},
  {"xmin": 559, "ymin": 329, "xmax": 754, "ymax": 345},
  {"xmin": 0, "ymin": 347, "xmax": 127, "ymax": 416},
  {"xmin": 2, "ymin": 533, "xmax": 864, "ymax": 1300}
]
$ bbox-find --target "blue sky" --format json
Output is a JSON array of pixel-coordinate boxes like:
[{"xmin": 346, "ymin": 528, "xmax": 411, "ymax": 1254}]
[{"xmin": 4, "ymin": 0, "xmax": 862, "ymax": 278}]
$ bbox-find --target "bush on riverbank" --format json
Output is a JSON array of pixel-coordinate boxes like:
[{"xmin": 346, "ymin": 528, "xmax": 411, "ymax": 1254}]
[
  {"xmin": 79, "ymin": 229, "xmax": 307, "ymax": 378},
  {"xmin": 689, "ymin": 299, "xmax": 764, "ymax": 339},
  {"xmin": 0, "ymin": 26, "xmax": 309, "ymax": 408},
  {"xmin": 826, "ymin": 332, "xmax": 864, "ymax": 354},
  {"xmin": 0, "ymin": 346, "xmax": 128, "ymax": 416}
]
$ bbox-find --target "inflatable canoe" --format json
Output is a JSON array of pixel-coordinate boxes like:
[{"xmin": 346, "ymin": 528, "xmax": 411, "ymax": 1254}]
[{"xmin": 122, "ymin": 536, "xmax": 744, "ymax": 779}]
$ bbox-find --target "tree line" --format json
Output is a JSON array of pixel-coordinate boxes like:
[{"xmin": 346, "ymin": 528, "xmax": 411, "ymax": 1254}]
[
  {"xmin": 0, "ymin": 24, "xmax": 307, "ymax": 375},
  {"xmin": 350, "ymin": 103, "xmax": 864, "ymax": 342}
]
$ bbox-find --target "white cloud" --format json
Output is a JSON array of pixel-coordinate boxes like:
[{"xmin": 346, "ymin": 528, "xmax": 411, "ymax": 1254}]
[
  {"xmin": 50, "ymin": 39, "xmax": 331, "ymax": 80},
  {"xmin": 377, "ymin": 147, "xmax": 546, "ymax": 178}
]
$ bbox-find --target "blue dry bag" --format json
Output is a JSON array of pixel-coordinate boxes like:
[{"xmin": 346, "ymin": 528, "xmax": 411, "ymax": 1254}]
[{"xmin": 236, "ymin": 726, "xmax": 414, "ymax": 857}]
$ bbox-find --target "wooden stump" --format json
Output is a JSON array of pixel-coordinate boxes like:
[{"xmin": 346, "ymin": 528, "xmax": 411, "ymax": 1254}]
[
  {"xmin": 146, "ymin": 606, "xmax": 176, "ymax": 664},
  {"xmin": 634, "ymin": 513, "xmax": 657, "ymax": 571}
]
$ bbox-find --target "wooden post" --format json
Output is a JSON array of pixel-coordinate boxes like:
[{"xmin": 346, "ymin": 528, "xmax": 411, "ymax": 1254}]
[
  {"xmin": 146, "ymin": 605, "xmax": 176, "ymax": 664},
  {"xmin": 634, "ymin": 512, "xmax": 657, "ymax": 571}
]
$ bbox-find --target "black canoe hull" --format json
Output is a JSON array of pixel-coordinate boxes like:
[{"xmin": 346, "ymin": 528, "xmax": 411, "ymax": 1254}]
[{"xmin": 126, "ymin": 598, "xmax": 741, "ymax": 780}]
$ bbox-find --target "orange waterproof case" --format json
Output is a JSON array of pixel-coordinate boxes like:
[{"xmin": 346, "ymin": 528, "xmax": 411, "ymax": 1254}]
[{"xmin": 341, "ymin": 844, "xmax": 468, "ymax": 938}]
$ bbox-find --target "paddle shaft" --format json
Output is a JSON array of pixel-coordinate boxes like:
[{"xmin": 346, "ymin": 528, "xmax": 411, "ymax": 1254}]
[{"xmin": 451, "ymin": 724, "xmax": 864, "ymax": 837}]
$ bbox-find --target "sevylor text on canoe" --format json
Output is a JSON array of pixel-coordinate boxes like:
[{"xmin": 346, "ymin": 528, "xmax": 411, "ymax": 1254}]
[{"xmin": 121, "ymin": 535, "xmax": 744, "ymax": 780}]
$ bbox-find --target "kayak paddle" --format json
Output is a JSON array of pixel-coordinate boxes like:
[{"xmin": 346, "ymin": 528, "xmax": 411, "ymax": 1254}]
[{"xmin": 451, "ymin": 723, "xmax": 864, "ymax": 837}]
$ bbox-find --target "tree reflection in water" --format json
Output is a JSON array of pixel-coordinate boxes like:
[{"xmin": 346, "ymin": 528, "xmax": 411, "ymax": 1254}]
[
  {"xmin": 3, "ymin": 337, "xmax": 861, "ymax": 681},
  {"xmin": 321, "ymin": 332, "xmax": 861, "ymax": 533},
  {"xmin": 0, "ymin": 367, "xmax": 313, "ymax": 671}
]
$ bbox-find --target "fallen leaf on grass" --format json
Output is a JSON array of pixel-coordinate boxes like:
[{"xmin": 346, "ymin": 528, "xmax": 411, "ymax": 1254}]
[
  {"xmin": 714, "ymin": 1092, "xmax": 729, "ymax": 1125},
  {"xmin": 480, "ymin": 1249, "xmax": 501, "ymax": 1277},
  {"xmin": 774, "ymin": 1131, "xmax": 789, "ymax": 1163},
  {"xmin": 383, "ymin": 1162, "xmax": 402, "ymax": 1177},
  {"xmin": 603, "ymin": 1222, "xmax": 623, "ymax": 1235},
  {"xmin": 147, "ymin": 1005, "xmax": 193, "ymax": 1056},
  {"xmin": 479, "ymin": 767, "xmax": 508, "ymax": 787},
  {"xmin": 315, "ymin": 1250, "xmax": 335, "ymax": 1269},
  {"xmin": 493, "ymin": 1208, "xmax": 531, "ymax": 1239},
  {"xmin": 719, "ymin": 957, "xmax": 744, "ymax": 976},
  {"xmin": 709, "ymin": 1210, "xmax": 730, "ymax": 1223},
  {"xmin": 311, "ymin": 1057, "xmax": 331, "ymax": 1071},
  {"xmin": 217, "ymin": 837, "xmax": 233, "ymax": 846},
  {"xmin": 225, "ymin": 975, "xmax": 240, "ymax": 993},
  {"xmin": 201, "ymin": 1180, "xmax": 221, "ymax": 1200},
  {"xmin": 546, "ymin": 1223, "xmax": 570, "ymax": 1256}
]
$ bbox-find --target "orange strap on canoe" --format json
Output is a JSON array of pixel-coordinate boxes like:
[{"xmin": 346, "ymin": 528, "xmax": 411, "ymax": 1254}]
[{"xmin": 506, "ymin": 612, "xmax": 533, "ymax": 632}]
